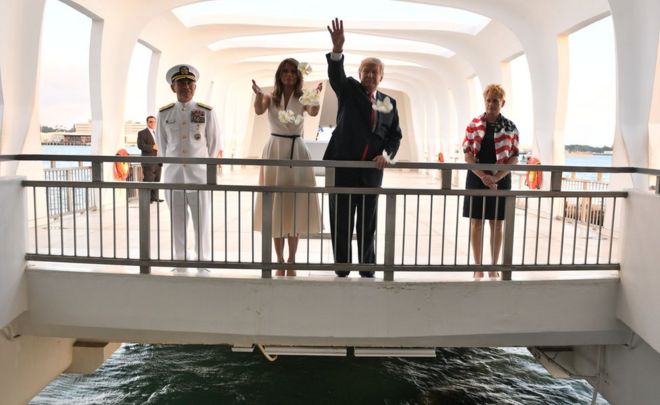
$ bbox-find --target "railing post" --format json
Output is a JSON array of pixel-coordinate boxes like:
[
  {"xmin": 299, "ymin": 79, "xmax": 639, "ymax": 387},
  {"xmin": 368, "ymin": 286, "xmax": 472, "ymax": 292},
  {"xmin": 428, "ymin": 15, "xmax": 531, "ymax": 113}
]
[
  {"xmin": 656, "ymin": 176, "xmax": 660, "ymax": 195},
  {"xmin": 261, "ymin": 191, "xmax": 273, "ymax": 278},
  {"xmin": 383, "ymin": 194, "xmax": 397, "ymax": 281},
  {"xmin": 66, "ymin": 169, "xmax": 74, "ymax": 212},
  {"xmin": 501, "ymin": 195, "xmax": 516, "ymax": 281},
  {"xmin": 207, "ymin": 163, "xmax": 217, "ymax": 185},
  {"xmin": 91, "ymin": 161, "xmax": 102, "ymax": 183},
  {"xmin": 139, "ymin": 187, "xmax": 151, "ymax": 274},
  {"xmin": 441, "ymin": 169, "xmax": 452, "ymax": 190},
  {"xmin": 325, "ymin": 167, "xmax": 335, "ymax": 187},
  {"xmin": 550, "ymin": 171, "xmax": 562, "ymax": 191}
]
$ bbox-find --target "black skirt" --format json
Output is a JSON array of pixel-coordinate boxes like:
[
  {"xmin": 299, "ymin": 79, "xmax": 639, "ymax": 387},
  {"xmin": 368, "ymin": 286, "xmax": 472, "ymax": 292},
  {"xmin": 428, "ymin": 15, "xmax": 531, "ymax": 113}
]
[{"xmin": 462, "ymin": 171, "xmax": 511, "ymax": 220}]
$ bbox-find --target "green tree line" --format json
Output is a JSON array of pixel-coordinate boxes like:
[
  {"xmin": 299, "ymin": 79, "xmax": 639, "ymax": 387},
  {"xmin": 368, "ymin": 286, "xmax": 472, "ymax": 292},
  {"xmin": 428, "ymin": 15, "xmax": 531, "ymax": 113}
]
[{"xmin": 565, "ymin": 144, "xmax": 613, "ymax": 153}]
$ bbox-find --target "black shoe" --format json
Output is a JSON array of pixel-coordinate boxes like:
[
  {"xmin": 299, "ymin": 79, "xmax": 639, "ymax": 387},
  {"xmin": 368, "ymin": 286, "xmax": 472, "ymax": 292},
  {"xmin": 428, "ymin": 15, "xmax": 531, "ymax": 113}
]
[
  {"xmin": 335, "ymin": 270, "xmax": 350, "ymax": 277},
  {"xmin": 359, "ymin": 271, "xmax": 375, "ymax": 278}
]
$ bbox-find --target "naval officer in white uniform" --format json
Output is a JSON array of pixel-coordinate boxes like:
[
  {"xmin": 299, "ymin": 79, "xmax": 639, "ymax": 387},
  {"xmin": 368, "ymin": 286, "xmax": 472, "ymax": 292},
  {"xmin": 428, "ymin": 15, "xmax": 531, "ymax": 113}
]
[{"xmin": 156, "ymin": 64, "xmax": 220, "ymax": 262}]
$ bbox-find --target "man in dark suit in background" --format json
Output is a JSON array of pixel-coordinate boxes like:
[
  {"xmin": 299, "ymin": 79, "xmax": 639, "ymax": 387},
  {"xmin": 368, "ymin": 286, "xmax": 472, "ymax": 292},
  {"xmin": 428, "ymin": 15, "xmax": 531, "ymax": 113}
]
[
  {"xmin": 137, "ymin": 115, "xmax": 162, "ymax": 203},
  {"xmin": 325, "ymin": 18, "xmax": 403, "ymax": 278}
]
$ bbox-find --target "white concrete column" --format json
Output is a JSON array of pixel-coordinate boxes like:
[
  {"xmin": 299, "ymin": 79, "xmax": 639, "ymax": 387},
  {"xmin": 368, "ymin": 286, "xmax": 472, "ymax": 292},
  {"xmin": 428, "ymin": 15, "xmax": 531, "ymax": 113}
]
[
  {"xmin": 0, "ymin": 0, "xmax": 46, "ymax": 176},
  {"xmin": 89, "ymin": 18, "xmax": 142, "ymax": 156},
  {"xmin": 650, "ymin": 40, "xmax": 660, "ymax": 170},
  {"xmin": 141, "ymin": 40, "xmax": 161, "ymax": 116},
  {"xmin": 525, "ymin": 38, "xmax": 563, "ymax": 166},
  {"xmin": 0, "ymin": 177, "xmax": 27, "ymax": 329},
  {"xmin": 449, "ymin": 80, "xmax": 471, "ymax": 146},
  {"xmin": 609, "ymin": 0, "xmax": 660, "ymax": 189},
  {"xmin": 552, "ymin": 35, "xmax": 570, "ymax": 166}
]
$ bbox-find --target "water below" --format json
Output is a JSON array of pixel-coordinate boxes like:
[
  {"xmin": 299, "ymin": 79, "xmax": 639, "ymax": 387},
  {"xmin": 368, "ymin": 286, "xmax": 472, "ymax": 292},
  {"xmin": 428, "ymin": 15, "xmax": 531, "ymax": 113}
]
[{"xmin": 31, "ymin": 344, "xmax": 607, "ymax": 404}]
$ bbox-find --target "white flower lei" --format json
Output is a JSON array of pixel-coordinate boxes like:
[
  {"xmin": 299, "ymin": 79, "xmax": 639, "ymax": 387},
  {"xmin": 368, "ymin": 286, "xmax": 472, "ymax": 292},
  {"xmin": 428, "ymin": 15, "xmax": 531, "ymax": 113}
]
[
  {"xmin": 299, "ymin": 88, "xmax": 321, "ymax": 106},
  {"xmin": 278, "ymin": 109, "xmax": 303, "ymax": 125},
  {"xmin": 372, "ymin": 96, "xmax": 393, "ymax": 113},
  {"xmin": 297, "ymin": 62, "xmax": 312, "ymax": 76}
]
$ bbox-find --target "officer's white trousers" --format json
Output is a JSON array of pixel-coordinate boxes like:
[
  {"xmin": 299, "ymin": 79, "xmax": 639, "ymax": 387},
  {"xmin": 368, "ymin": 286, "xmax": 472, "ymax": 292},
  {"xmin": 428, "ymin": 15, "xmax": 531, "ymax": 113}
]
[{"xmin": 166, "ymin": 190, "xmax": 212, "ymax": 261}]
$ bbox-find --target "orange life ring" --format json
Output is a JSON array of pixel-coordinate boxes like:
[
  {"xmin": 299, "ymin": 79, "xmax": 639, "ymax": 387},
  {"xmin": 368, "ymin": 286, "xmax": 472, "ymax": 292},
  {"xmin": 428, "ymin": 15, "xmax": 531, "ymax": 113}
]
[
  {"xmin": 437, "ymin": 152, "xmax": 444, "ymax": 163},
  {"xmin": 113, "ymin": 149, "xmax": 130, "ymax": 181},
  {"xmin": 525, "ymin": 156, "xmax": 543, "ymax": 189}
]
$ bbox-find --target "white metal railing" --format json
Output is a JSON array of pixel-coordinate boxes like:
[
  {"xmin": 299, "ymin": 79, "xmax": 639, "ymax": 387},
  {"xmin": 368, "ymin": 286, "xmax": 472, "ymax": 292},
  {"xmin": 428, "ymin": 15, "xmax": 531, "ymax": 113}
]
[{"xmin": 4, "ymin": 154, "xmax": 658, "ymax": 280}]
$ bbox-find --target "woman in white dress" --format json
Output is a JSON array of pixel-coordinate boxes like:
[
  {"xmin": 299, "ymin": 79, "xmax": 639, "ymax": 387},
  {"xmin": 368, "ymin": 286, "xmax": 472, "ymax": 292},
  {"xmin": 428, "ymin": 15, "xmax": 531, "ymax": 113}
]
[{"xmin": 252, "ymin": 58, "xmax": 323, "ymax": 276}]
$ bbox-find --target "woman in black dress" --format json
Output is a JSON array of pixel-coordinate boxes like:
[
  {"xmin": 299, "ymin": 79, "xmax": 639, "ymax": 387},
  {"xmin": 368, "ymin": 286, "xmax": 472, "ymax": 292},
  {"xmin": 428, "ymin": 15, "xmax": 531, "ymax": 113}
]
[{"xmin": 462, "ymin": 84, "xmax": 520, "ymax": 280}]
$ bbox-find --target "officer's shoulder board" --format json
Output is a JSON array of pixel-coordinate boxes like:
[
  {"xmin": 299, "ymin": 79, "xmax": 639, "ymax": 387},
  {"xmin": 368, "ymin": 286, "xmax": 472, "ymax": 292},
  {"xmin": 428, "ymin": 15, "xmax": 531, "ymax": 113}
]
[
  {"xmin": 159, "ymin": 103, "xmax": 175, "ymax": 112},
  {"xmin": 197, "ymin": 102, "xmax": 213, "ymax": 111}
]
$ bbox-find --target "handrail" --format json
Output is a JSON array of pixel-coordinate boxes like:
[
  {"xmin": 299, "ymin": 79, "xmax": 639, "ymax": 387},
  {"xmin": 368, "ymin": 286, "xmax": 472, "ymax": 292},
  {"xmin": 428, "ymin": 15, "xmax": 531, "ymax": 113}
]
[
  {"xmin": 1, "ymin": 153, "xmax": 659, "ymax": 176},
  {"xmin": 21, "ymin": 179, "xmax": 628, "ymax": 198}
]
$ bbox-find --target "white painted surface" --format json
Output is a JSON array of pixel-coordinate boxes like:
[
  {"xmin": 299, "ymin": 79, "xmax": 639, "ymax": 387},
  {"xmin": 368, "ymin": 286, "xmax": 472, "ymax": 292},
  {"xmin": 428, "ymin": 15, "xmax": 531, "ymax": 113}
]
[
  {"xmin": 617, "ymin": 191, "xmax": 660, "ymax": 353},
  {"xmin": 0, "ymin": 336, "xmax": 74, "ymax": 405},
  {"xmin": 0, "ymin": 177, "xmax": 27, "ymax": 329},
  {"xmin": 23, "ymin": 269, "xmax": 626, "ymax": 347},
  {"xmin": 65, "ymin": 341, "xmax": 121, "ymax": 374},
  {"xmin": 572, "ymin": 337, "xmax": 660, "ymax": 405},
  {"xmin": 609, "ymin": 0, "xmax": 660, "ymax": 188}
]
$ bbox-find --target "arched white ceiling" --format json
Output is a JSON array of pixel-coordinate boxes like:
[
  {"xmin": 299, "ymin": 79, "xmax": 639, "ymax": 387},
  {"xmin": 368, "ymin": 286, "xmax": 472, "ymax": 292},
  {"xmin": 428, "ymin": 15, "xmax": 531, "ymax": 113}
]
[
  {"xmin": 62, "ymin": 0, "xmax": 624, "ymax": 166},
  {"xmin": 172, "ymin": 0, "xmax": 491, "ymax": 34}
]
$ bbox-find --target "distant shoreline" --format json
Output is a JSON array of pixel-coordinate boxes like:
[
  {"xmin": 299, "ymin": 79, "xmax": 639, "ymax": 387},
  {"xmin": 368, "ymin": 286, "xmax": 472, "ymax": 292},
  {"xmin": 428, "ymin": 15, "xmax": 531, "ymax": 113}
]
[
  {"xmin": 565, "ymin": 151, "xmax": 593, "ymax": 156},
  {"xmin": 566, "ymin": 151, "xmax": 613, "ymax": 157}
]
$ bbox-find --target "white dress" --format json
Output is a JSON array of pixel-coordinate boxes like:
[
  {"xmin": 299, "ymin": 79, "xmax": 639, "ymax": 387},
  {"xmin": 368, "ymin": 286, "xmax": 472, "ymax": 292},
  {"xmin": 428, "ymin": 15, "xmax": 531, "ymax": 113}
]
[{"xmin": 254, "ymin": 93, "xmax": 322, "ymax": 237}]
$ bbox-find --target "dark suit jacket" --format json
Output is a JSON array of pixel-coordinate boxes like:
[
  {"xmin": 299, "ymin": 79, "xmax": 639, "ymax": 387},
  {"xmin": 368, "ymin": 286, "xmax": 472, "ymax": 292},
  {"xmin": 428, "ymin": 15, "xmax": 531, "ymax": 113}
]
[
  {"xmin": 324, "ymin": 53, "xmax": 402, "ymax": 187},
  {"xmin": 137, "ymin": 128, "xmax": 157, "ymax": 156}
]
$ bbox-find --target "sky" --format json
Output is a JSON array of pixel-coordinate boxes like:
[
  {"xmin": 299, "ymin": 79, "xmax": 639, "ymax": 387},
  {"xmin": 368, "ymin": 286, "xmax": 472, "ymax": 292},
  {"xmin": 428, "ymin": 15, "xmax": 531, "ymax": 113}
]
[{"xmin": 38, "ymin": 0, "xmax": 617, "ymax": 147}]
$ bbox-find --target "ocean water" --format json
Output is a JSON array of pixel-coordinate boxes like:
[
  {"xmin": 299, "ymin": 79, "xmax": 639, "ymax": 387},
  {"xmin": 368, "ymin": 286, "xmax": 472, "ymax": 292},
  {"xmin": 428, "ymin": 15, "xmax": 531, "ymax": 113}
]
[
  {"xmin": 563, "ymin": 155, "xmax": 612, "ymax": 182},
  {"xmin": 31, "ymin": 345, "xmax": 607, "ymax": 404},
  {"xmin": 41, "ymin": 145, "xmax": 140, "ymax": 168},
  {"xmin": 41, "ymin": 145, "xmax": 612, "ymax": 175}
]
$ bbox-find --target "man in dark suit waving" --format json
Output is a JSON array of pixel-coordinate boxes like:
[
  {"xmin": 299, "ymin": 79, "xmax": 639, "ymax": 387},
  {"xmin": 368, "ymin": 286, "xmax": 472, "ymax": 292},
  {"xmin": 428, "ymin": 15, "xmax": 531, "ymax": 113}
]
[
  {"xmin": 325, "ymin": 18, "xmax": 403, "ymax": 278},
  {"xmin": 137, "ymin": 115, "xmax": 162, "ymax": 203}
]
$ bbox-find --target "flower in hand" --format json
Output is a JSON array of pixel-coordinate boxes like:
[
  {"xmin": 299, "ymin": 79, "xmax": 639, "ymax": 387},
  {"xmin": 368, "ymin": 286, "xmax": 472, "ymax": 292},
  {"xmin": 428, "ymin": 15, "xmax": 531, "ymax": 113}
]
[
  {"xmin": 298, "ymin": 62, "xmax": 312, "ymax": 76},
  {"xmin": 299, "ymin": 88, "xmax": 321, "ymax": 106},
  {"xmin": 372, "ymin": 96, "xmax": 393, "ymax": 113},
  {"xmin": 278, "ymin": 109, "xmax": 303, "ymax": 125}
]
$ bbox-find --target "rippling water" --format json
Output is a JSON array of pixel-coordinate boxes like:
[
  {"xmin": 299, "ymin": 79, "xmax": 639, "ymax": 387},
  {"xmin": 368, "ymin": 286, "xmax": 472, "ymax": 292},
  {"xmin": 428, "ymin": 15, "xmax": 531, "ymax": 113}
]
[{"xmin": 31, "ymin": 344, "xmax": 608, "ymax": 404}]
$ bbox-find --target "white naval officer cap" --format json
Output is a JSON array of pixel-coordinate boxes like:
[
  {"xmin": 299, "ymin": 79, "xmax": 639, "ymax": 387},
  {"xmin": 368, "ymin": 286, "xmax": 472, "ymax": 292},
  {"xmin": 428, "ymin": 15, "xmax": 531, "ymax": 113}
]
[{"xmin": 166, "ymin": 64, "xmax": 199, "ymax": 83}]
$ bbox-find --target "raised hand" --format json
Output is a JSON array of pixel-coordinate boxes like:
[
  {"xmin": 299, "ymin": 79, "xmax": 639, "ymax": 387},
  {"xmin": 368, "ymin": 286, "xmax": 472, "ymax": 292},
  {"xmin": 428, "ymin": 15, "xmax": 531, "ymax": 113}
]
[
  {"xmin": 251, "ymin": 79, "xmax": 263, "ymax": 96},
  {"xmin": 252, "ymin": 79, "xmax": 268, "ymax": 115},
  {"xmin": 327, "ymin": 18, "xmax": 345, "ymax": 53}
]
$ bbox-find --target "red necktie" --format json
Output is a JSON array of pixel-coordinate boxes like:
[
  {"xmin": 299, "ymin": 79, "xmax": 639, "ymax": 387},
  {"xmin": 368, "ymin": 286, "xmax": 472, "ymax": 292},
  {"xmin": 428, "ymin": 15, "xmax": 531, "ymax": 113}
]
[{"xmin": 361, "ymin": 93, "xmax": 376, "ymax": 161}]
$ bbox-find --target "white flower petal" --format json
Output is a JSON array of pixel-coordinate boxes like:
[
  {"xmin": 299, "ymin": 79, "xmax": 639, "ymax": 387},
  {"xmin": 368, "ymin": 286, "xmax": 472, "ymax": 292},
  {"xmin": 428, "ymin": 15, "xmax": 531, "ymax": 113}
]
[
  {"xmin": 299, "ymin": 88, "xmax": 321, "ymax": 106},
  {"xmin": 278, "ymin": 110, "xmax": 289, "ymax": 123},
  {"xmin": 373, "ymin": 97, "xmax": 394, "ymax": 113},
  {"xmin": 298, "ymin": 62, "xmax": 312, "ymax": 76},
  {"xmin": 278, "ymin": 109, "xmax": 305, "ymax": 125}
]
